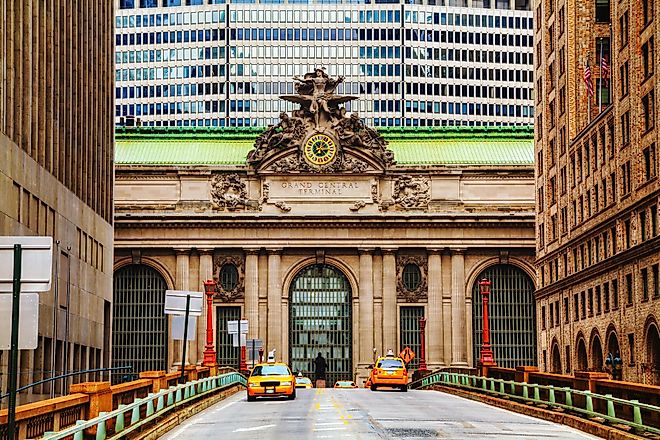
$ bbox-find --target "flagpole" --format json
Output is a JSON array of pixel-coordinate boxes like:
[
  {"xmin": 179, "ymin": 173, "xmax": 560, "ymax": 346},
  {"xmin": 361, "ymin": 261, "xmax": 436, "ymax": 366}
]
[
  {"xmin": 598, "ymin": 39, "xmax": 603, "ymax": 112},
  {"xmin": 586, "ymin": 59, "xmax": 592, "ymax": 123}
]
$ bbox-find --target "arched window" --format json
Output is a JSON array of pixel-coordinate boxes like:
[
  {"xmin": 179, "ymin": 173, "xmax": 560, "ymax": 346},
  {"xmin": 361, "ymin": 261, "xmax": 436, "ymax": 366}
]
[
  {"xmin": 112, "ymin": 265, "xmax": 168, "ymax": 383},
  {"xmin": 402, "ymin": 263, "xmax": 422, "ymax": 291},
  {"xmin": 219, "ymin": 263, "xmax": 239, "ymax": 291},
  {"xmin": 472, "ymin": 264, "xmax": 536, "ymax": 368}
]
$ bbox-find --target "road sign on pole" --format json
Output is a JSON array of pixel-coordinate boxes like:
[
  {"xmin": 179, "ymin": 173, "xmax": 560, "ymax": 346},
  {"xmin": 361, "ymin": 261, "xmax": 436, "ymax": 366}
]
[
  {"xmin": 0, "ymin": 293, "xmax": 39, "ymax": 349},
  {"xmin": 227, "ymin": 320, "xmax": 249, "ymax": 334},
  {"xmin": 172, "ymin": 316, "xmax": 197, "ymax": 341},
  {"xmin": 164, "ymin": 290, "xmax": 203, "ymax": 316},
  {"xmin": 399, "ymin": 347, "xmax": 416, "ymax": 364},
  {"xmin": 0, "ymin": 237, "xmax": 53, "ymax": 440}
]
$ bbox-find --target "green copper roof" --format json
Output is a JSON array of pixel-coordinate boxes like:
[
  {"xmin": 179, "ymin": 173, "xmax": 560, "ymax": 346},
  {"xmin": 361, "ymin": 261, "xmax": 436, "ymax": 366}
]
[{"xmin": 115, "ymin": 126, "xmax": 533, "ymax": 166}]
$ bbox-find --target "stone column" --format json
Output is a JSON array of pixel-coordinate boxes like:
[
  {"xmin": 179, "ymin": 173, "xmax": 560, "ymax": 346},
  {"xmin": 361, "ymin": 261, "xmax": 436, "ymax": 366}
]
[
  {"xmin": 358, "ymin": 249, "xmax": 374, "ymax": 368},
  {"xmin": 427, "ymin": 249, "xmax": 444, "ymax": 368},
  {"xmin": 381, "ymin": 249, "xmax": 397, "ymax": 354},
  {"xmin": 244, "ymin": 249, "xmax": 260, "ymax": 340},
  {"xmin": 174, "ymin": 249, "xmax": 191, "ymax": 366},
  {"xmin": 442, "ymin": 252, "xmax": 452, "ymax": 366},
  {"xmin": 198, "ymin": 249, "xmax": 214, "ymax": 363},
  {"xmin": 451, "ymin": 248, "xmax": 468, "ymax": 366},
  {"xmin": 258, "ymin": 253, "xmax": 268, "ymax": 343},
  {"xmin": 267, "ymin": 249, "xmax": 282, "ymax": 358},
  {"xmin": 372, "ymin": 253, "xmax": 383, "ymax": 358}
]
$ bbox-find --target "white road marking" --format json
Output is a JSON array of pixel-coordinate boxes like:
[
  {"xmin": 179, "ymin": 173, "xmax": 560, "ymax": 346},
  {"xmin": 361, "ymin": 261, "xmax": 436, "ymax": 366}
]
[
  {"xmin": 233, "ymin": 424, "xmax": 277, "ymax": 432},
  {"xmin": 315, "ymin": 422, "xmax": 345, "ymax": 426},
  {"xmin": 314, "ymin": 427, "xmax": 348, "ymax": 432},
  {"xmin": 213, "ymin": 400, "xmax": 238, "ymax": 412}
]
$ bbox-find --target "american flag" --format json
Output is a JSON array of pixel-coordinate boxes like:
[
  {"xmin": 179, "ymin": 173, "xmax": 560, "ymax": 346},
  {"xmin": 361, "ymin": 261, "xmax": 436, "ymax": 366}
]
[
  {"xmin": 584, "ymin": 61, "xmax": 594, "ymax": 97},
  {"xmin": 601, "ymin": 54, "xmax": 609, "ymax": 88}
]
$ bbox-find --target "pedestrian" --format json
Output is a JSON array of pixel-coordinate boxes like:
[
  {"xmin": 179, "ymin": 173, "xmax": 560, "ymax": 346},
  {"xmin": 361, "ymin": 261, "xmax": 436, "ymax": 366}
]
[
  {"xmin": 605, "ymin": 351, "xmax": 613, "ymax": 376},
  {"xmin": 612, "ymin": 351, "xmax": 623, "ymax": 380},
  {"xmin": 314, "ymin": 352, "xmax": 327, "ymax": 388}
]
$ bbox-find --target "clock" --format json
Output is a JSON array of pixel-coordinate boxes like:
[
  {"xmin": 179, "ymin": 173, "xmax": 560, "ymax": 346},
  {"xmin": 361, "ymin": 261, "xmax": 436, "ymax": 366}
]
[{"xmin": 304, "ymin": 133, "xmax": 338, "ymax": 166}]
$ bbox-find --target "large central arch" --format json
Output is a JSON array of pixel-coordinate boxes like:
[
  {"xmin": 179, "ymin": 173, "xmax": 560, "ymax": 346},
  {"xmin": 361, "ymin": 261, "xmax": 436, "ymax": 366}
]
[{"xmin": 289, "ymin": 264, "xmax": 353, "ymax": 385}]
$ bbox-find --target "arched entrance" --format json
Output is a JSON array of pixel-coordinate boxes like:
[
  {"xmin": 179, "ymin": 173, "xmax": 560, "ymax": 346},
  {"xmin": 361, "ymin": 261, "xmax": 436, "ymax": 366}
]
[
  {"xmin": 289, "ymin": 264, "xmax": 352, "ymax": 386},
  {"xmin": 112, "ymin": 265, "xmax": 168, "ymax": 383},
  {"xmin": 591, "ymin": 334, "xmax": 604, "ymax": 371},
  {"xmin": 576, "ymin": 338, "xmax": 588, "ymax": 371},
  {"xmin": 645, "ymin": 322, "xmax": 660, "ymax": 385},
  {"xmin": 551, "ymin": 342, "xmax": 562, "ymax": 373},
  {"xmin": 472, "ymin": 264, "xmax": 536, "ymax": 368}
]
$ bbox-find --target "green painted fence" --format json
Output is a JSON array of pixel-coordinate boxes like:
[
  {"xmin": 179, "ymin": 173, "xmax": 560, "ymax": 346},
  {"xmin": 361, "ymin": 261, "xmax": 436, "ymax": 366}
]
[
  {"xmin": 410, "ymin": 372, "xmax": 660, "ymax": 435},
  {"xmin": 42, "ymin": 372, "xmax": 246, "ymax": 440}
]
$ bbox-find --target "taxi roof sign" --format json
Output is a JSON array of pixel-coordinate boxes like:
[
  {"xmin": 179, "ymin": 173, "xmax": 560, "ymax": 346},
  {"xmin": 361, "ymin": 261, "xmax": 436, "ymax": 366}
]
[{"xmin": 399, "ymin": 347, "xmax": 415, "ymax": 364}]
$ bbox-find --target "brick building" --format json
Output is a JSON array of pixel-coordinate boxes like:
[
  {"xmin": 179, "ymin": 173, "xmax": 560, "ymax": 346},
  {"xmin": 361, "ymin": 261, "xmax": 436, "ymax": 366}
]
[
  {"xmin": 534, "ymin": 0, "xmax": 659, "ymax": 383},
  {"xmin": 0, "ymin": 1, "xmax": 114, "ymax": 403}
]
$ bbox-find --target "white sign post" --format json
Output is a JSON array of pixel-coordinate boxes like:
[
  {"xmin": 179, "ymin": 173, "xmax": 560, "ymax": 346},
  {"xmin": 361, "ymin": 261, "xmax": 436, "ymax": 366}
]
[
  {"xmin": 164, "ymin": 290, "xmax": 203, "ymax": 383},
  {"xmin": 227, "ymin": 319, "xmax": 249, "ymax": 370},
  {"xmin": 0, "ymin": 237, "xmax": 53, "ymax": 440}
]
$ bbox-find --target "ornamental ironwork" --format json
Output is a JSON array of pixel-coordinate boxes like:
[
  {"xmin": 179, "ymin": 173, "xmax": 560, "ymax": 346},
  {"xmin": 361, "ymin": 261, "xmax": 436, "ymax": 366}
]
[
  {"xmin": 210, "ymin": 173, "xmax": 248, "ymax": 211},
  {"xmin": 213, "ymin": 255, "xmax": 245, "ymax": 302},
  {"xmin": 396, "ymin": 255, "xmax": 428, "ymax": 302}
]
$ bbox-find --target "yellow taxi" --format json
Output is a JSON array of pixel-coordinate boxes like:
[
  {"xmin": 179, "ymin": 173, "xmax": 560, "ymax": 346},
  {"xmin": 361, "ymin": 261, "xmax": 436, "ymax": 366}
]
[
  {"xmin": 295, "ymin": 375, "xmax": 313, "ymax": 389},
  {"xmin": 334, "ymin": 380, "xmax": 358, "ymax": 389},
  {"xmin": 368, "ymin": 350, "xmax": 408, "ymax": 392},
  {"xmin": 246, "ymin": 361, "xmax": 296, "ymax": 401}
]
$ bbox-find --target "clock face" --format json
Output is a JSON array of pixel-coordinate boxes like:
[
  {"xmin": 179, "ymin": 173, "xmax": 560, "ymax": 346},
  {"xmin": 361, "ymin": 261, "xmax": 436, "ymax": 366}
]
[{"xmin": 304, "ymin": 134, "xmax": 338, "ymax": 166}]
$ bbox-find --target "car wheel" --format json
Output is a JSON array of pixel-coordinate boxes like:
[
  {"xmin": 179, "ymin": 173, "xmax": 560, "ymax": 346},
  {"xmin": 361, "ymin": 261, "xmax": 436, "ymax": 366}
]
[
  {"xmin": 370, "ymin": 385, "xmax": 377, "ymax": 391},
  {"xmin": 287, "ymin": 391, "xmax": 296, "ymax": 400},
  {"xmin": 247, "ymin": 395, "xmax": 256, "ymax": 402},
  {"xmin": 401, "ymin": 385, "xmax": 408, "ymax": 392}
]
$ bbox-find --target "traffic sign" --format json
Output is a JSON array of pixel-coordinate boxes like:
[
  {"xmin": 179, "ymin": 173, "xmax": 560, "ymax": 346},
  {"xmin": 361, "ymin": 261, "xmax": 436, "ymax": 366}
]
[
  {"xmin": 164, "ymin": 290, "xmax": 203, "ymax": 316},
  {"xmin": 227, "ymin": 320, "xmax": 249, "ymax": 334},
  {"xmin": 0, "ymin": 237, "xmax": 53, "ymax": 292},
  {"xmin": 399, "ymin": 347, "xmax": 416, "ymax": 364},
  {"xmin": 172, "ymin": 316, "xmax": 197, "ymax": 341},
  {"xmin": 0, "ymin": 293, "xmax": 39, "ymax": 350}
]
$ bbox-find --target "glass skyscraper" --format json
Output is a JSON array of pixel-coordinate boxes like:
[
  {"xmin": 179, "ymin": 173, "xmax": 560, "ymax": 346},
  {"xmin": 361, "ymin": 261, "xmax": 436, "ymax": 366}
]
[{"xmin": 115, "ymin": 0, "xmax": 534, "ymax": 128}]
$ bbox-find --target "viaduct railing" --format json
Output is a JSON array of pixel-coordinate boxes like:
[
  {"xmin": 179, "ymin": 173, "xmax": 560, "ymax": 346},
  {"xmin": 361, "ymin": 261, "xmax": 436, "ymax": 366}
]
[
  {"xmin": 0, "ymin": 366, "xmax": 238, "ymax": 440},
  {"xmin": 410, "ymin": 366, "xmax": 660, "ymax": 436}
]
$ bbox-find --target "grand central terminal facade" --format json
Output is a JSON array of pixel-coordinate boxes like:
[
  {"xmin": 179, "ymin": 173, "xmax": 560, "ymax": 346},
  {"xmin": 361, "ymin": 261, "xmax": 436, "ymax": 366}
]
[{"xmin": 112, "ymin": 71, "xmax": 538, "ymax": 384}]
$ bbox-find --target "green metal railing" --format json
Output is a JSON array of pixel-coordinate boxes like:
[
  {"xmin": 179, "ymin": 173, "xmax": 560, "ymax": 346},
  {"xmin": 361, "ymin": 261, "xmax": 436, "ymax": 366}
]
[
  {"xmin": 42, "ymin": 372, "xmax": 246, "ymax": 440},
  {"xmin": 410, "ymin": 372, "xmax": 660, "ymax": 435}
]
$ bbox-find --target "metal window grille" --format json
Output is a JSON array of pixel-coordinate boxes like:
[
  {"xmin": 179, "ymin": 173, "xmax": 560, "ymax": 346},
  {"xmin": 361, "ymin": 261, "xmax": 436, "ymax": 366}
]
[
  {"xmin": 219, "ymin": 264, "xmax": 238, "ymax": 292},
  {"xmin": 289, "ymin": 264, "xmax": 352, "ymax": 386},
  {"xmin": 216, "ymin": 306, "xmax": 241, "ymax": 368},
  {"xmin": 472, "ymin": 264, "xmax": 537, "ymax": 368},
  {"xmin": 112, "ymin": 265, "xmax": 167, "ymax": 383},
  {"xmin": 400, "ymin": 306, "xmax": 424, "ymax": 369},
  {"xmin": 402, "ymin": 263, "xmax": 422, "ymax": 291}
]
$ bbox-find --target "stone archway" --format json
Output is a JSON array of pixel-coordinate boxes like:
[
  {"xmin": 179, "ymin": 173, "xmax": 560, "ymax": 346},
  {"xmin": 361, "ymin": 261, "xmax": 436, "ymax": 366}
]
[
  {"xmin": 590, "ymin": 333, "xmax": 604, "ymax": 372},
  {"xmin": 576, "ymin": 337, "xmax": 588, "ymax": 371},
  {"xmin": 606, "ymin": 325, "xmax": 620, "ymax": 358},
  {"xmin": 289, "ymin": 264, "xmax": 353, "ymax": 386},
  {"xmin": 645, "ymin": 321, "xmax": 660, "ymax": 385},
  {"xmin": 551, "ymin": 341, "xmax": 562, "ymax": 374},
  {"xmin": 112, "ymin": 264, "xmax": 168, "ymax": 383}
]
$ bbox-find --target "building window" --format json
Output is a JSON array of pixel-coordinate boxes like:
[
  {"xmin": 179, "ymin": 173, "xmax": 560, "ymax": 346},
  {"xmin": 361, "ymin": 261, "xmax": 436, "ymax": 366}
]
[
  {"xmin": 642, "ymin": 91, "xmax": 655, "ymax": 132},
  {"xmin": 652, "ymin": 205, "xmax": 658, "ymax": 236},
  {"xmin": 604, "ymin": 282, "xmax": 610, "ymax": 311},
  {"xmin": 624, "ymin": 218, "xmax": 632, "ymax": 248},
  {"xmin": 626, "ymin": 273, "xmax": 633, "ymax": 305},
  {"xmin": 620, "ymin": 62, "xmax": 629, "ymax": 99},
  {"xmin": 140, "ymin": 0, "xmax": 158, "ymax": 7},
  {"xmin": 219, "ymin": 263, "xmax": 239, "ymax": 292},
  {"xmin": 642, "ymin": 268, "xmax": 649, "ymax": 301},
  {"xmin": 595, "ymin": 0, "xmax": 610, "ymax": 22},
  {"xmin": 565, "ymin": 345, "xmax": 571, "ymax": 372},
  {"xmin": 621, "ymin": 161, "xmax": 631, "ymax": 195},
  {"xmin": 588, "ymin": 288, "xmax": 594, "ymax": 316},
  {"xmin": 619, "ymin": 11, "xmax": 629, "ymax": 48},
  {"xmin": 642, "ymin": 38, "xmax": 655, "ymax": 80},
  {"xmin": 581, "ymin": 291, "xmax": 586, "ymax": 319},
  {"xmin": 643, "ymin": 144, "xmax": 657, "ymax": 181},
  {"xmin": 563, "ymin": 297, "xmax": 569, "ymax": 323},
  {"xmin": 642, "ymin": 0, "xmax": 654, "ymax": 26},
  {"xmin": 400, "ymin": 306, "xmax": 424, "ymax": 369},
  {"xmin": 402, "ymin": 263, "xmax": 422, "ymax": 291},
  {"xmin": 653, "ymin": 264, "xmax": 660, "ymax": 298},
  {"xmin": 119, "ymin": 0, "xmax": 135, "ymax": 8},
  {"xmin": 628, "ymin": 333, "xmax": 635, "ymax": 365},
  {"xmin": 573, "ymin": 293, "xmax": 579, "ymax": 321},
  {"xmin": 596, "ymin": 286, "xmax": 602, "ymax": 314},
  {"xmin": 621, "ymin": 112, "xmax": 630, "ymax": 146}
]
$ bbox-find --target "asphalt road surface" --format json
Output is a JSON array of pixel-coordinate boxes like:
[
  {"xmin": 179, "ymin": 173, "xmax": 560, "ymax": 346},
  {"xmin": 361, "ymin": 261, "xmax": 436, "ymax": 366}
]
[{"xmin": 160, "ymin": 388, "xmax": 600, "ymax": 440}]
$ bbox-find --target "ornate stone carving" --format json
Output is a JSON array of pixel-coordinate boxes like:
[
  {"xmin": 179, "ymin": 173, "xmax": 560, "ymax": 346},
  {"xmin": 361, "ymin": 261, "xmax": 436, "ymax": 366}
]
[
  {"xmin": 213, "ymin": 255, "xmax": 245, "ymax": 302},
  {"xmin": 349, "ymin": 200, "xmax": 366, "ymax": 212},
  {"xmin": 393, "ymin": 175, "xmax": 430, "ymax": 209},
  {"xmin": 396, "ymin": 255, "xmax": 428, "ymax": 303},
  {"xmin": 247, "ymin": 68, "xmax": 395, "ymax": 172},
  {"xmin": 210, "ymin": 173, "xmax": 248, "ymax": 211},
  {"xmin": 274, "ymin": 201, "xmax": 292, "ymax": 212}
]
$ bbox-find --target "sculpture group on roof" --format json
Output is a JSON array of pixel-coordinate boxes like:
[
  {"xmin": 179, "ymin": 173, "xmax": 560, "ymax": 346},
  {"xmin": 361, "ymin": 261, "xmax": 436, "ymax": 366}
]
[{"xmin": 247, "ymin": 68, "xmax": 395, "ymax": 170}]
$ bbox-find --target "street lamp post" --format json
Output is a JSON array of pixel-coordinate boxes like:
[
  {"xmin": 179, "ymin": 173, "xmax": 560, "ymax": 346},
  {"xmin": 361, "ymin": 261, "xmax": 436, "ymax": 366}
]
[
  {"xmin": 478, "ymin": 278, "xmax": 496, "ymax": 367},
  {"xmin": 202, "ymin": 279, "xmax": 217, "ymax": 367},
  {"xmin": 418, "ymin": 317, "xmax": 428, "ymax": 371}
]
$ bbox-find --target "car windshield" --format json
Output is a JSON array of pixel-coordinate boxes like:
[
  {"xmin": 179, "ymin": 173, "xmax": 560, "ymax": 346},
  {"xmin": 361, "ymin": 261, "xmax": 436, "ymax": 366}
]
[
  {"xmin": 377, "ymin": 359, "xmax": 404, "ymax": 369},
  {"xmin": 297, "ymin": 378, "xmax": 311, "ymax": 384},
  {"xmin": 251, "ymin": 365, "xmax": 291, "ymax": 376}
]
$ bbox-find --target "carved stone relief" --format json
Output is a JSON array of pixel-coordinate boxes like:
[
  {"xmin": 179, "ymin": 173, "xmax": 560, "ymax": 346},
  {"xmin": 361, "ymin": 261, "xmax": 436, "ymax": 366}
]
[
  {"xmin": 213, "ymin": 254, "xmax": 245, "ymax": 302},
  {"xmin": 396, "ymin": 254, "xmax": 428, "ymax": 302},
  {"xmin": 210, "ymin": 173, "xmax": 249, "ymax": 211},
  {"xmin": 393, "ymin": 175, "xmax": 430, "ymax": 209}
]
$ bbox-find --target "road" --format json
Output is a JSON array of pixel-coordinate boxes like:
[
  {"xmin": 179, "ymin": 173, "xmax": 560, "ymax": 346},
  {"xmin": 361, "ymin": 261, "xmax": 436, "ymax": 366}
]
[{"xmin": 160, "ymin": 388, "xmax": 600, "ymax": 440}]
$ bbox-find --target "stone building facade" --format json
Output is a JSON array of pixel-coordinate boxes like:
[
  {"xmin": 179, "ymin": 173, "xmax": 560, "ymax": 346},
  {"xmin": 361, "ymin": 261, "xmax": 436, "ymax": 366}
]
[
  {"xmin": 113, "ymin": 75, "xmax": 538, "ymax": 384},
  {"xmin": 0, "ymin": 1, "xmax": 114, "ymax": 403},
  {"xmin": 534, "ymin": 0, "xmax": 660, "ymax": 383}
]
